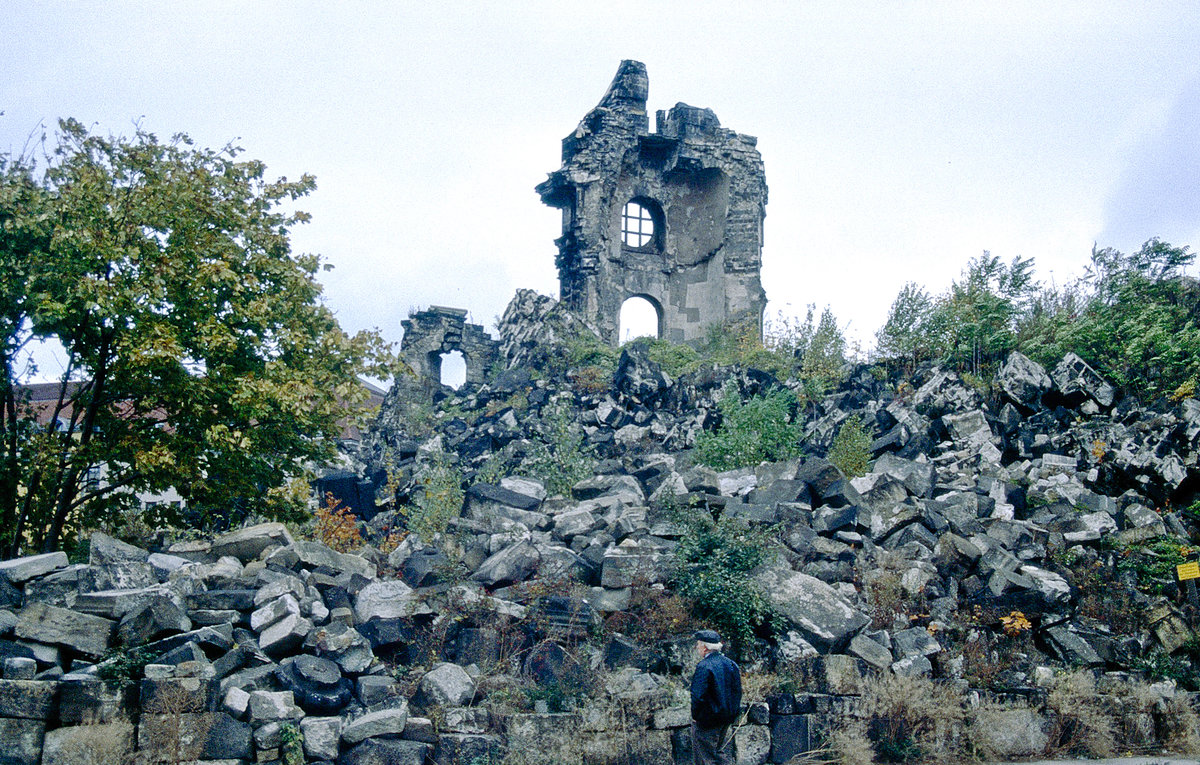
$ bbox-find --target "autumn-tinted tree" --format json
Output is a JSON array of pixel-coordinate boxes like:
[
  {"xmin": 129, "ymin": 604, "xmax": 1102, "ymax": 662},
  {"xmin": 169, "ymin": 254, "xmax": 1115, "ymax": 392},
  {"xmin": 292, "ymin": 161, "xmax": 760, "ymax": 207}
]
[{"xmin": 0, "ymin": 120, "xmax": 393, "ymax": 555}]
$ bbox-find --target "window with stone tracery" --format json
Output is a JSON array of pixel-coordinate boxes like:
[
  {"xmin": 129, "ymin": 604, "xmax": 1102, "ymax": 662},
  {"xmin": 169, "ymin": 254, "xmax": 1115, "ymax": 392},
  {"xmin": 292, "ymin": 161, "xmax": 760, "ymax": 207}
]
[{"xmin": 621, "ymin": 200, "xmax": 656, "ymax": 248}]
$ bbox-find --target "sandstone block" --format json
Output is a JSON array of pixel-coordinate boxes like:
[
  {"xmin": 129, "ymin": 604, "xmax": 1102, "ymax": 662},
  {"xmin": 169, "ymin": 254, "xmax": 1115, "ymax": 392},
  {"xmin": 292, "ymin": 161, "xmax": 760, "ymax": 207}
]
[
  {"xmin": 0, "ymin": 679, "xmax": 56, "ymax": 720},
  {"xmin": 0, "ymin": 552, "xmax": 68, "ymax": 584},
  {"xmin": 15, "ymin": 602, "xmax": 113, "ymax": 658}
]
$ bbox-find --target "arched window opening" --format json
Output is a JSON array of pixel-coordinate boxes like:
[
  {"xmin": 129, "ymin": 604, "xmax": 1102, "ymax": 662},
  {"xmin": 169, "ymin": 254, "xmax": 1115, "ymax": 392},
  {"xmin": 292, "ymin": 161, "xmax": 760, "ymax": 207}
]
[
  {"xmin": 620, "ymin": 296, "xmax": 661, "ymax": 343},
  {"xmin": 439, "ymin": 350, "xmax": 466, "ymax": 390},
  {"xmin": 621, "ymin": 200, "xmax": 656, "ymax": 248}
]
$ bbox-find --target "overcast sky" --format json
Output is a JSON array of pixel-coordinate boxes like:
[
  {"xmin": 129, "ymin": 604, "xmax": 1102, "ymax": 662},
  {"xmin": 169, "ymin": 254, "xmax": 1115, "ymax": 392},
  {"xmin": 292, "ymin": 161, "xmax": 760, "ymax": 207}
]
[{"xmin": 4, "ymin": 1, "xmax": 1199, "ymax": 369}]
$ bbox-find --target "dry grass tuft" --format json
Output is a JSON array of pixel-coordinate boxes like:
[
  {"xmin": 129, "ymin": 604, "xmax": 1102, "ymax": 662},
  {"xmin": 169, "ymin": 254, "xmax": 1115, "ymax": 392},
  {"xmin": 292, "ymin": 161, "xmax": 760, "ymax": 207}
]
[
  {"xmin": 786, "ymin": 723, "xmax": 876, "ymax": 765},
  {"xmin": 825, "ymin": 723, "xmax": 878, "ymax": 765},
  {"xmin": 1161, "ymin": 695, "xmax": 1200, "ymax": 755},
  {"xmin": 857, "ymin": 673, "xmax": 964, "ymax": 763},
  {"xmin": 42, "ymin": 719, "xmax": 135, "ymax": 765},
  {"xmin": 1044, "ymin": 670, "xmax": 1115, "ymax": 758},
  {"xmin": 740, "ymin": 671, "xmax": 782, "ymax": 706}
]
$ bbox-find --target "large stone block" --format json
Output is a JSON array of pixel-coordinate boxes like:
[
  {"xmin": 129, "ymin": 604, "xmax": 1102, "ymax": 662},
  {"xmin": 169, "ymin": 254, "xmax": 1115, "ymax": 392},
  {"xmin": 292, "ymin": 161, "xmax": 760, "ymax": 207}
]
[
  {"xmin": 40, "ymin": 720, "xmax": 135, "ymax": 765},
  {"xmin": 769, "ymin": 714, "xmax": 812, "ymax": 763},
  {"xmin": 0, "ymin": 717, "xmax": 44, "ymax": 765},
  {"xmin": 301, "ymin": 715, "xmax": 343, "ymax": 761},
  {"xmin": 736, "ymin": 724, "xmax": 771, "ymax": 765},
  {"xmin": 353, "ymin": 580, "xmax": 418, "ymax": 622},
  {"xmin": 1051, "ymin": 352, "xmax": 1115, "ymax": 407},
  {"xmin": 0, "ymin": 552, "xmax": 68, "ymax": 584},
  {"xmin": 600, "ymin": 545, "xmax": 666, "ymax": 588},
  {"xmin": 57, "ymin": 677, "xmax": 129, "ymax": 725},
  {"xmin": 258, "ymin": 612, "xmax": 313, "ymax": 655},
  {"xmin": 970, "ymin": 706, "xmax": 1049, "ymax": 759},
  {"xmin": 247, "ymin": 690, "xmax": 302, "ymax": 724},
  {"xmin": 88, "ymin": 532, "xmax": 149, "ymax": 566},
  {"xmin": 995, "ymin": 351, "xmax": 1052, "ymax": 408},
  {"xmin": 434, "ymin": 733, "xmax": 505, "ymax": 765},
  {"xmin": 507, "ymin": 712, "xmax": 584, "ymax": 764},
  {"xmin": 79, "ymin": 561, "xmax": 156, "ymax": 592},
  {"xmin": 472, "ymin": 541, "xmax": 540, "ymax": 587},
  {"xmin": 117, "ymin": 596, "xmax": 192, "ymax": 645},
  {"xmin": 416, "ymin": 662, "xmax": 475, "ymax": 707},
  {"xmin": 580, "ymin": 728, "xmax": 673, "ymax": 765},
  {"xmin": 341, "ymin": 704, "xmax": 409, "ymax": 745},
  {"xmin": 0, "ymin": 679, "xmax": 56, "ymax": 720},
  {"xmin": 752, "ymin": 562, "xmax": 869, "ymax": 653},
  {"xmin": 72, "ymin": 586, "xmax": 159, "ymax": 620},
  {"xmin": 209, "ymin": 522, "xmax": 294, "ymax": 562},
  {"xmin": 293, "ymin": 540, "xmax": 375, "ymax": 579},
  {"xmin": 136, "ymin": 711, "xmax": 251, "ymax": 762},
  {"xmin": 338, "ymin": 737, "xmax": 430, "ymax": 765},
  {"xmin": 141, "ymin": 675, "xmax": 213, "ymax": 714},
  {"xmin": 251, "ymin": 593, "xmax": 300, "ymax": 632},
  {"xmin": 15, "ymin": 602, "xmax": 113, "ymax": 658}
]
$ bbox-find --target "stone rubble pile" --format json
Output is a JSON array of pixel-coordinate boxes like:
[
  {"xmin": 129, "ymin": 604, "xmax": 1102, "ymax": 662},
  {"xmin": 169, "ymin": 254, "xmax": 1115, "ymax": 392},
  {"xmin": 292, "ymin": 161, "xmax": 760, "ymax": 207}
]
[{"xmin": 2, "ymin": 293, "xmax": 1200, "ymax": 763}]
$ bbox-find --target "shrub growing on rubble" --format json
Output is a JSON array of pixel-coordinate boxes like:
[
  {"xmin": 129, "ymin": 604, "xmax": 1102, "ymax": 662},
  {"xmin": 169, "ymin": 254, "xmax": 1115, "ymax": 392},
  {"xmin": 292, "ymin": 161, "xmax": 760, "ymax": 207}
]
[
  {"xmin": 827, "ymin": 414, "xmax": 871, "ymax": 478},
  {"xmin": 695, "ymin": 384, "xmax": 803, "ymax": 470},
  {"xmin": 672, "ymin": 509, "xmax": 775, "ymax": 658}
]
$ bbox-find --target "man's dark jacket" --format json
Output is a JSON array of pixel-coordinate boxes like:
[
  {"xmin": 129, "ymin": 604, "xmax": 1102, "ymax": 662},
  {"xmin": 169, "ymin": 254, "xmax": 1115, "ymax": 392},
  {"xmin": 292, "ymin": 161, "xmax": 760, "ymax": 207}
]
[{"xmin": 691, "ymin": 651, "xmax": 742, "ymax": 729}]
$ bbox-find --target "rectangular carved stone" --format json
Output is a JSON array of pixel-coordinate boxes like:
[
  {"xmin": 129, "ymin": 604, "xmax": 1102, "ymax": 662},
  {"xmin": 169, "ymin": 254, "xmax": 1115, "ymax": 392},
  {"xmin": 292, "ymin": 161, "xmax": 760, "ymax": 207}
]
[
  {"xmin": 769, "ymin": 714, "xmax": 811, "ymax": 763},
  {"xmin": 0, "ymin": 680, "xmax": 56, "ymax": 720},
  {"xmin": 57, "ymin": 677, "xmax": 130, "ymax": 725},
  {"xmin": 136, "ymin": 712, "xmax": 251, "ymax": 762},
  {"xmin": 507, "ymin": 713, "xmax": 584, "ymax": 764},
  {"xmin": 40, "ymin": 720, "xmax": 135, "ymax": 765},
  {"xmin": 0, "ymin": 717, "xmax": 45, "ymax": 765},
  {"xmin": 0, "ymin": 552, "xmax": 68, "ymax": 584},
  {"xmin": 15, "ymin": 603, "xmax": 114, "ymax": 658}
]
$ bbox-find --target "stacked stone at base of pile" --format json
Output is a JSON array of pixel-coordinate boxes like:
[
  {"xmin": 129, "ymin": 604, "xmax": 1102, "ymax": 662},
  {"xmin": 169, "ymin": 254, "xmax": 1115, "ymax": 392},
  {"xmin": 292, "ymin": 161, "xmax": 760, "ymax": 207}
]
[
  {"xmin": 0, "ymin": 525, "xmax": 715, "ymax": 765},
  {"xmin": 3, "ymin": 342, "xmax": 1200, "ymax": 763}
]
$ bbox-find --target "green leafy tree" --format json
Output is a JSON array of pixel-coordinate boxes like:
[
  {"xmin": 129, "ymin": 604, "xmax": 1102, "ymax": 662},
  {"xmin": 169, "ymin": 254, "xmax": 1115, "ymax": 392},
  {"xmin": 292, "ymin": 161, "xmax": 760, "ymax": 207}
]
[
  {"xmin": 933, "ymin": 252, "xmax": 1038, "ymax": 376},
  {"xmin": 874, "ymin": 282, "xmax": 934, "ymax": 371},
  {"xmin": 798, "ymin": 305, "xmax": 849, "ymax": 394},
  {"xmin": 0, "ymin": 120, "xmax": 393, "ymax": 554},
  {"xmin": 523, "ymin": 402, "xmax": 596, "ymax": 495},
  {"xmin": 1061, "ymin": 240, "xmax": 1200, "ymax": 395}
]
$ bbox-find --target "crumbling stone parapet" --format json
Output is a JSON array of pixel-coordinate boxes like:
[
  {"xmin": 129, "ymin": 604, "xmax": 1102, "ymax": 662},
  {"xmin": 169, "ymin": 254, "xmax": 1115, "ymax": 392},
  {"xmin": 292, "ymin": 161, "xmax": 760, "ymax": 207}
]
[
  {"xmin": 400, "ymin": 306, "xmax": 499, "ymax": 391},
  {"xmin": 538, "ymin": 60, "xmax": 768, "ymax": 346}
]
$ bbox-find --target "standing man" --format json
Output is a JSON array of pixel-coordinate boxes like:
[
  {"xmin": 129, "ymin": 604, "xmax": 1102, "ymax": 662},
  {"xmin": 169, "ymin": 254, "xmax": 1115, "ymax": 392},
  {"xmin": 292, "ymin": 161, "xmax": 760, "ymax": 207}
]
[{"xmin": 690, "ymin": 629, "xmax": 742, "ymax": 765}]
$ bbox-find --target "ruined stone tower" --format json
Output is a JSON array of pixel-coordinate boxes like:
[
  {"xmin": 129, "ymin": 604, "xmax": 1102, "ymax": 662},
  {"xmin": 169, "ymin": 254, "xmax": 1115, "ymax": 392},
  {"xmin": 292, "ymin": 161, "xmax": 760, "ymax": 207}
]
[{"xmin": 537, "ymin": 60, "xmax": 768, "ymax": 346}]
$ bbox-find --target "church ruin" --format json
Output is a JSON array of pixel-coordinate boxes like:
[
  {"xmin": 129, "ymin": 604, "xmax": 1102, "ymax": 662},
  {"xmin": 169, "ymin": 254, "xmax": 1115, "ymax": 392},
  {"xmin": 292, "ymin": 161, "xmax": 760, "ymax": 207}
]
[
  {"xmin": 399, "ymin": 306, "xmax": 498, "ymax": 390},
  {"xmin": 537, "ymin": 60, "xmax": 768, "ymax": 346},
  {"xmin": 400, "ymin": 60, "xmax": 770, "ymax": 391}
]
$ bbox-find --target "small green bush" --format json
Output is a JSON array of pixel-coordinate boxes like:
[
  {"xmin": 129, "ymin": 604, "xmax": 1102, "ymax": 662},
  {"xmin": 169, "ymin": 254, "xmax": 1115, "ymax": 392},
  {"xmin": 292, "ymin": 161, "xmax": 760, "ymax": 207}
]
[
  {"xmin": 566, "ymin": 332, "xmax": 619, "ymax": 372},
  {"xmin": 407, "ymin": 454, "xmax": 465, "ymax": 541},
  {"xmin": 523, "ymin": 404, "xmax": 596, "ymax": 496},
  {"xmin": 645, "ymin": 338, "xmax": 702, "ymax": 377},
  {"xmin": 695, "ymin": 384, "xmax": 803, "ymax": 470},
  {"xmin": 1116, "ymin": 535, "xmax": 1193, "ymax": 595},
  {"xmin": 827, "ymin": 414, "xmax": 871, "ymax": 477},
  {"xmin": 672, "ymin": 510, "xmax": 776, "ymax": 658},
  {"xmin": 280, "ymin": 722, "xmax": 305, "ymax": 765},
  {"xmin": 97, "ymin": 646, "xmax": 152, "ymax": 691}
]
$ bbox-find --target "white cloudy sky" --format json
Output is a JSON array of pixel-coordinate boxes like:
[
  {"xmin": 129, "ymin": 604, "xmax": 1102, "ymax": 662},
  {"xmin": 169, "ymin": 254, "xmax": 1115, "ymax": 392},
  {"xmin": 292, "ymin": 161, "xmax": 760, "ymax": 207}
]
[{"xmin": 4, "ymin": 1, "xmax": 1199, "ymax": 364}]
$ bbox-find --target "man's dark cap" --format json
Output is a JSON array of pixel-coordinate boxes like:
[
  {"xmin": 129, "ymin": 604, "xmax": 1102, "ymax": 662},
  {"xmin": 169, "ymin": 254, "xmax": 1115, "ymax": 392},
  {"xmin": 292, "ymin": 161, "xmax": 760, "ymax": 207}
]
[{"xmin": 694, "ymin": 629, "xmax": 721, "ymax": 643}]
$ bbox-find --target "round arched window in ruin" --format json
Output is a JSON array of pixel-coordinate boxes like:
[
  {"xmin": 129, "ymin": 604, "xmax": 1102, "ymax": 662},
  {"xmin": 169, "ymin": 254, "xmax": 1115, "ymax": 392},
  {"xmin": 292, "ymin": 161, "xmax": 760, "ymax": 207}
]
[
  {"xmin": 620, "ymin": 295, "xmax": 662, "ymax": 342},
  {"xmin": 620, "ymin": 199, "xmax": 661, "ymax": 249}
]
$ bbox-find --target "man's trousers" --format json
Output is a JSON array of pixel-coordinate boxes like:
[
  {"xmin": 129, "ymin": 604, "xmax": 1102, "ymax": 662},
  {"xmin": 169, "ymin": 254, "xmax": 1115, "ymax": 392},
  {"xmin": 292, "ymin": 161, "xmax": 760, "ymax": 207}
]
[{"xmin": 691, "ymin": 721, "xmax": 734, "ymax": 765}]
